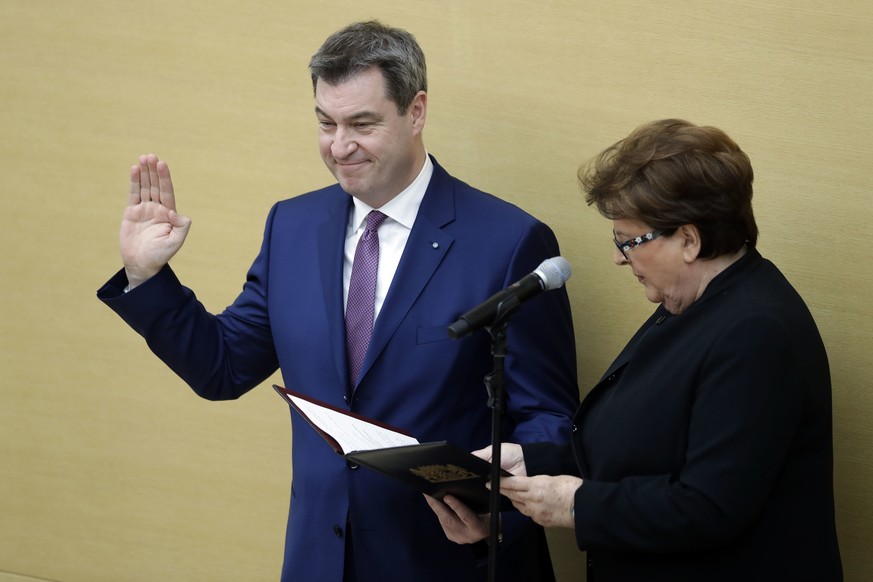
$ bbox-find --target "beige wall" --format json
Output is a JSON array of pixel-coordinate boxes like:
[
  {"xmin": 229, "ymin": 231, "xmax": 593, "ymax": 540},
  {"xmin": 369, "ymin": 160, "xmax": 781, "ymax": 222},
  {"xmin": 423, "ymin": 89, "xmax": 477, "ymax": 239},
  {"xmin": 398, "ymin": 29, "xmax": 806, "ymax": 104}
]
[{"xmin": 1, "ymin": 1, "xmax": 870, "ymax": 580}]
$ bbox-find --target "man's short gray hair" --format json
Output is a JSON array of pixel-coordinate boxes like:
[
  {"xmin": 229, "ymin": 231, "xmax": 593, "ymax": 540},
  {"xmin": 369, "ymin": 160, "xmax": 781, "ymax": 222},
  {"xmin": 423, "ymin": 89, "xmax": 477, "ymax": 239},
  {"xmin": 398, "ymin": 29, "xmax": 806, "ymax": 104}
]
[{"xmin": 309, "ymin": 20, "xmax": 427, "ymax": 113}]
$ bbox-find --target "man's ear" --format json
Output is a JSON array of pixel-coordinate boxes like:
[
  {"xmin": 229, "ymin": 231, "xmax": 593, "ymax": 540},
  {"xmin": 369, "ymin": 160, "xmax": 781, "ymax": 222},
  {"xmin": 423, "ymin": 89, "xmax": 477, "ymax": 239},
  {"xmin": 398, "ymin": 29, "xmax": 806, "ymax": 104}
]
[{"xmin": 409, "ymin": 91, "xmax": 427, "ymax": 135}]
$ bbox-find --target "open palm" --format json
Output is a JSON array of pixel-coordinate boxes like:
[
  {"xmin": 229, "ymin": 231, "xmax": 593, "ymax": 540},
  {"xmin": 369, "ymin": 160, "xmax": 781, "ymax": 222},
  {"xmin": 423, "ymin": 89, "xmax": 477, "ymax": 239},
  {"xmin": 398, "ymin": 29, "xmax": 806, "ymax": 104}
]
[{"xmin": 120, "ymin": 154, "xmax": 191, "ymax": 287}]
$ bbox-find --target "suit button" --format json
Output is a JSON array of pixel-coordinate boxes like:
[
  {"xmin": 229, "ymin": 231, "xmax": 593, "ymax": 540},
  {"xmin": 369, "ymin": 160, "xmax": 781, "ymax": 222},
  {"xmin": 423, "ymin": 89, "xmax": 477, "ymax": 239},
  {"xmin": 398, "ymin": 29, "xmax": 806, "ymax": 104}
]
[
  {"xmin": 572, "ymin": 424, "xmax": 578, "ymax": 433},
  {"xmin": 333, "ymin": 524, "xmax": 343, "ymax": 538},
  {"xmin": 347, "ymin": 460, "xmax": 359, "ymax": 470},
  {"xmin": 587, "ymin": 557, "xmax": 593, "ymax": 568}
]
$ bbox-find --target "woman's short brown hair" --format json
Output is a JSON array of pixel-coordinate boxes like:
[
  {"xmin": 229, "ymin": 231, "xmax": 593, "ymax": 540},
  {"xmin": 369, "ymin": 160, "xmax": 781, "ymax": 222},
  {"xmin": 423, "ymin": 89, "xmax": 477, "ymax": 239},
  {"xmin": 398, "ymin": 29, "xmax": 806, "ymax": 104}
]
[{"xmin": 580, "ymin": 119, "xmax": 757, "ymax": 259}]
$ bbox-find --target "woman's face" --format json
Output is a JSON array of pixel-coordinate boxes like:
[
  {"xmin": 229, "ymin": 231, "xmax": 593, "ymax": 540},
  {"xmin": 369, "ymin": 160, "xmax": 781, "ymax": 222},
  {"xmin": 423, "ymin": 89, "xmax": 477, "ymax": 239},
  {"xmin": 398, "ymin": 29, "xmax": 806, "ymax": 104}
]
[{"xmin": 611, "ymin": 218, "xmax": 700, "ymax": 314}]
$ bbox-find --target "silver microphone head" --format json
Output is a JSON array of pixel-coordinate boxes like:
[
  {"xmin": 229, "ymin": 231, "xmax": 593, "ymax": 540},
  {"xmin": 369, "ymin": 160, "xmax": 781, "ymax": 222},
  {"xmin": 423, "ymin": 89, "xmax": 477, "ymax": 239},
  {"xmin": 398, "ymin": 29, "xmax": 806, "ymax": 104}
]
[{"xmin": 535, "ymin": 256, "xmax": 572, "ymax": 290}]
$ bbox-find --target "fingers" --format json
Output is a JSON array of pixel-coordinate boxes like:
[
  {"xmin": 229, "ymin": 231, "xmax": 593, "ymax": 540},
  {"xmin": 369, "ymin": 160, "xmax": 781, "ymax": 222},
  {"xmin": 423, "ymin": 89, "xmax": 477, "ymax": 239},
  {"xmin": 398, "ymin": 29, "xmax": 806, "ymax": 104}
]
[
  {"xmin": 442, "ymin": 495, "xmax": 481, "ymax": 523},
  {"xmin": 425, "ymin": 495, "xmax": 489, "ymax": 544},
  {"xmin": 130, "ymin": 154, "xmax": 176, "ymax": 210},
  {"xmin": 168, "ymin": 208, "xmax": 193, "ymax": 230},
  {"xmin": 424, "ymin": 495, "xmax": 451, "ymax": 519},
  {"xmin": 156, "ymin": 159, "xmax": 177, "ymax": 211},
  {"xmin": 128, "ymin": 164, "xmax": 141, "ymax": 206},
  {"xmin": 472, "ymin": 443, "xmax": 526, "ymax": 475},
  {"xmin": 493, "ymin": 476, "xmax": 534, "ymax": 514},
  {"xmin": 495, "ymin": 475, "xmax": 581, "ymax": 528},
  {"xmin": 471, "ymin": 446, "xmax": 492, "ymax": 462},
  {"xmin": 147, "ymin": 155, "xmax": 160, "ymax": 202},
  {"xmin": 498, "ymin": 443, "xmax": 526, "ymax": 474},
  {"xmin": 137, "ymin": 155, "xmax": 152, "ymax": 201},
  {"xmin": 497, "ymin": 475, "xmax": 529, "ymax": 495},
  {"xmin": 493, "ymin": 477, "xmax": 537, "ymax": 521}
]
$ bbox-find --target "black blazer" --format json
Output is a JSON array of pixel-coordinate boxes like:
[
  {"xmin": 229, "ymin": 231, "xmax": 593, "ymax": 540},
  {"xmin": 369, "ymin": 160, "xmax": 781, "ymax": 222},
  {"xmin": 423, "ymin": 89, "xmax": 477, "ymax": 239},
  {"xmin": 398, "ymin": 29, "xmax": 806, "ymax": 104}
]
[{"xmin": 525, "ymin": 249, "xmax": 842, "ymax": 581}]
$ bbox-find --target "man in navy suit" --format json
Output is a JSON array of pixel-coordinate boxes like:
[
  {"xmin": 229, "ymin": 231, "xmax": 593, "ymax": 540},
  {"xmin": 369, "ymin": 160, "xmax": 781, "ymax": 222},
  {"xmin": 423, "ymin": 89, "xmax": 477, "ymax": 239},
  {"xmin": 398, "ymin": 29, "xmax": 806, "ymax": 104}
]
[{"xmin": 98, "ymin": 20, "xmax": 579, "ymax": 581}]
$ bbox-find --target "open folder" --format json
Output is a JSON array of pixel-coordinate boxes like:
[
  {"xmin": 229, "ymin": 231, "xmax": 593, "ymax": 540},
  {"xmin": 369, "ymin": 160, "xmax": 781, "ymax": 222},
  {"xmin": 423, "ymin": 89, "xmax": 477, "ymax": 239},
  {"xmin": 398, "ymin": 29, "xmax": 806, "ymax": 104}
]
[{"xmin": 273, "ymin": 385, "xmax": 510, "ymax": 513}]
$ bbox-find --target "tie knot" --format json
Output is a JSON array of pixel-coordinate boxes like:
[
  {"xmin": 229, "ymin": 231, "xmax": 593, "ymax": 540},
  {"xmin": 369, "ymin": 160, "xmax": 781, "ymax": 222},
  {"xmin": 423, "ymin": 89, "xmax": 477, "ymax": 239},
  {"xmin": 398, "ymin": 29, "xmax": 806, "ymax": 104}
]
[{"xmin": 365, "ymin": 210, "xmax": 388, "ymax": 232}]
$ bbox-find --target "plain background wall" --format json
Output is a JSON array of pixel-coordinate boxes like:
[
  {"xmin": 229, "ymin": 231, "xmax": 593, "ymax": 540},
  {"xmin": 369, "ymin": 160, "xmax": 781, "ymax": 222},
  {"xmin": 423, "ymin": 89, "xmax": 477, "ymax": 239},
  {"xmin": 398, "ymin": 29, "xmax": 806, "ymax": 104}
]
[{"xmin": 1, "ymin": 1, "xmax": 870, "ymax": 580}]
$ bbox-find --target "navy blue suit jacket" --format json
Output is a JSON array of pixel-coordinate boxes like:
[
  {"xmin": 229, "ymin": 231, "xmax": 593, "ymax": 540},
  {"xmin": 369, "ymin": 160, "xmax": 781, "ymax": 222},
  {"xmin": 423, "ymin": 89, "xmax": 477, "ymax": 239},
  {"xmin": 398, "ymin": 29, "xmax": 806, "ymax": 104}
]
[{"xmin": 99, "ymin": 158, "xmax": 579, "ymax": 581}]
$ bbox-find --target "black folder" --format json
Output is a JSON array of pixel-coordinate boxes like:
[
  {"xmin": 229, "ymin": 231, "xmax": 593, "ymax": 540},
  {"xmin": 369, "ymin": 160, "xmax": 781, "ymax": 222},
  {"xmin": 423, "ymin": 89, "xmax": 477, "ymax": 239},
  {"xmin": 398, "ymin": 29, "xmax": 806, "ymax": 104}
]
[
  {"xmin": 274, "ymin": 385, "xmax": 511, "ymax": 513},
  {"xmin": 347, "ymin": 441, "xmax": 511, "ymax": 513}
]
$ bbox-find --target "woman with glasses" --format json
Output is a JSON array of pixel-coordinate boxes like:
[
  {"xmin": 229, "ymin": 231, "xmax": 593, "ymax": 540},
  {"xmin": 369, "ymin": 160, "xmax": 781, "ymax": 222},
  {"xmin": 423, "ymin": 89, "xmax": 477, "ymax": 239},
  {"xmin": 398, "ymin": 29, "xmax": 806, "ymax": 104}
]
[{"xmin": 427, "ymin": 119, "xmax": 842, "ymax": 581}]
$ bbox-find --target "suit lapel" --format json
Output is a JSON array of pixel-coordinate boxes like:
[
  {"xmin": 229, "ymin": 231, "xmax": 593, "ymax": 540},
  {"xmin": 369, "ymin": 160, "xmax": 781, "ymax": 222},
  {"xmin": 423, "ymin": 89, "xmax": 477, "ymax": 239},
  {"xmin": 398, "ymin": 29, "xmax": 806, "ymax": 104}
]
[
  {"xmin": 356, "ymin": 160, "xmax": 456, "ymax": 387},
  {"xmin": 317, "ymin": 193, "xmax": 354, "ymax": 392}
]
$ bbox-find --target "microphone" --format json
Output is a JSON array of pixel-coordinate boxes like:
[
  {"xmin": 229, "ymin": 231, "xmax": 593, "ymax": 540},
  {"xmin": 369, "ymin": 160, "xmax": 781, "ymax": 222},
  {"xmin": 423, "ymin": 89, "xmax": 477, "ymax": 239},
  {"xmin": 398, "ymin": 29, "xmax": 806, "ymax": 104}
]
[{"xmin": 447, "ymin": 256, "xmax": 572, "ymax": 339}]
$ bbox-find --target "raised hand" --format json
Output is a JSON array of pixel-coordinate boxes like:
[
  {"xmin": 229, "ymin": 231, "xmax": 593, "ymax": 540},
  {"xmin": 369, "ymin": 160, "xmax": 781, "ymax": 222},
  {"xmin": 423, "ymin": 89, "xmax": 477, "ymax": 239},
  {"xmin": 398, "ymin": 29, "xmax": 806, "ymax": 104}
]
[{"xmin": 120, "ymin": 154, "xmax": 192, "ymax": 288}]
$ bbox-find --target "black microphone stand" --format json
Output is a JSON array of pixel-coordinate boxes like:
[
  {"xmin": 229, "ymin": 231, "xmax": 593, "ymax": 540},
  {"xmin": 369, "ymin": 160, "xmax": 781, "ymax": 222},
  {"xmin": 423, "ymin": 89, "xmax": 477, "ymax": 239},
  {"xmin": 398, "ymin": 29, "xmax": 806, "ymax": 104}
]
[{"xmin": 482, "ymin": 297, "xmax": 522, "ymax": 582}]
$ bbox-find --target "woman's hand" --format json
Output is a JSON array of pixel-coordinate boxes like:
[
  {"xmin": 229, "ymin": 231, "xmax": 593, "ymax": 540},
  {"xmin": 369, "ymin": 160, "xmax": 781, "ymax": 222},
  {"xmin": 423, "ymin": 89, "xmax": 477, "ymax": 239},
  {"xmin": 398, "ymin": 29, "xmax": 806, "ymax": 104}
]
[
  {"xmin": 496, "ymin": 474, "xmax": 582, "ymax": 529},
  {"xmin": 472, "ymin": 443, "xmax": 527, "ymax": 476}
]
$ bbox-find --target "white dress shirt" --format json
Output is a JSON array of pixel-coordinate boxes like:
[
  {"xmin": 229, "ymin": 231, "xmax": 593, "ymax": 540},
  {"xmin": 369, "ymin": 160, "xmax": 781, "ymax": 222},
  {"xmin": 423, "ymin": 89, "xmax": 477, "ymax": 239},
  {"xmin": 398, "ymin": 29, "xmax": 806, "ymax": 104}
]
[{"xmin": 343, "ymin": 154, "xmax": 434, "ymax": 319}]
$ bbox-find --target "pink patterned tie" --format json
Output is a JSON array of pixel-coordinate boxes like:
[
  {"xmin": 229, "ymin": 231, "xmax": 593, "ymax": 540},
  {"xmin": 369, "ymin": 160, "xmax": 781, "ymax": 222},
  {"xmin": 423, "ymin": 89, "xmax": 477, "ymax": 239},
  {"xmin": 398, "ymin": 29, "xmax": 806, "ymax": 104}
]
[{"xmin": 345, "ymin": 210, "xmax": 388, "ymax": 387}]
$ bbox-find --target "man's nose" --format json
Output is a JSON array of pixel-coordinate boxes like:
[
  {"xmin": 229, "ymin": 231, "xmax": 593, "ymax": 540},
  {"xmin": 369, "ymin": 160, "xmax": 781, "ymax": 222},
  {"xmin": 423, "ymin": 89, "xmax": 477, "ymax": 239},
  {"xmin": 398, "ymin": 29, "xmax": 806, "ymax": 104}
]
[{"xmin": 331, "ymin": 127, "xmax": 358, "ymax": 158}]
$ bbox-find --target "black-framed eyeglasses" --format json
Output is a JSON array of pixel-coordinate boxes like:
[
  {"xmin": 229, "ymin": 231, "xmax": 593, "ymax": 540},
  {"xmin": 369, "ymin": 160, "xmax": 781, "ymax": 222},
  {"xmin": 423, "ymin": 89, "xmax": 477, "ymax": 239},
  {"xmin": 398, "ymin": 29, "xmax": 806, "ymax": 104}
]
[{"xmin": 613, "ymin": 229, "xmax": 666, "ymax": 260}]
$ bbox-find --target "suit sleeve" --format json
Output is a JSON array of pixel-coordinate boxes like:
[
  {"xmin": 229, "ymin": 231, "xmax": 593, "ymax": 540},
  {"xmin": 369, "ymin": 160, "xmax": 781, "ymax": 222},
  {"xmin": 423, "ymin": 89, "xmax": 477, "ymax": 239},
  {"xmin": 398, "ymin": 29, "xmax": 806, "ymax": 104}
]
[
  {"xmin": 501, "ymin": 220, "xmax": 580, "ymax": 443},
  {"xmin": 491, "ymin": 220, "xmax": 580, "ymax": 549},
  {"xmin": 96, "ymin": 205, "xmax": 281, "ymax": 400}
]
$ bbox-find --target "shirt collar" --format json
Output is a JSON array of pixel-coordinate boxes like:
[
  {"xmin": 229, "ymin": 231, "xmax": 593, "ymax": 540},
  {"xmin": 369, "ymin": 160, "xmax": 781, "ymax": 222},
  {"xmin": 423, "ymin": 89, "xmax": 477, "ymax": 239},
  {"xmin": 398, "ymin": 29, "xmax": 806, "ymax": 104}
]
[{"xmin": 349, "ymin": 154, "xmax": 434, "ymax": 231}]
